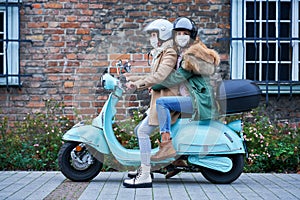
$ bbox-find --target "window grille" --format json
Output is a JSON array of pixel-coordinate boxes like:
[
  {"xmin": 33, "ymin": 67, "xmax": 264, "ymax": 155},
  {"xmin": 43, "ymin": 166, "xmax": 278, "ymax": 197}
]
[
  {"xmin": 0, "ymin": 0, "xmax": 32, "ymax": 90},
  {"xmin": 230, "ymin": 0, "xmax": 300, "ymax": 102}
]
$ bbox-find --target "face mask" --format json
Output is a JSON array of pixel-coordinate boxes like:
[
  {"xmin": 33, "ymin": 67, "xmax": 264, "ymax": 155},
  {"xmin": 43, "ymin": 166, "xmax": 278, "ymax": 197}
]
[
  {"xmin": 150, "ymin": 36, "xmax": 158, "ymax": 49},
  {"xmin": 175, "ymin": 35, "xmax": 190, "ymax": 47}
]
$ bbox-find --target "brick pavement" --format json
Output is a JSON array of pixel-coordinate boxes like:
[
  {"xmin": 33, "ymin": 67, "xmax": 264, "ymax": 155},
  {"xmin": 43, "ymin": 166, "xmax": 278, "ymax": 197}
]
[{"xmin": 0, "ymin": 171, "xmax": 299, "ymax": 200}]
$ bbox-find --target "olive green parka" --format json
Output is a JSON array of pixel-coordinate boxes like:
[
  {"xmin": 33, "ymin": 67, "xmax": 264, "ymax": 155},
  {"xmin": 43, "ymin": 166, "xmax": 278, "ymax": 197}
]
[{"xmin": 152, "ymin": 40, "xmax": 220, "ymax": 120}]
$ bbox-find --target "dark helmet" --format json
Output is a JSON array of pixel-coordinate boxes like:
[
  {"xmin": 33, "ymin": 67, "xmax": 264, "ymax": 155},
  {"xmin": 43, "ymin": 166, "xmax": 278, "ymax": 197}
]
[{"xmin": 173, "ymin": 17, "xmax": 198, "ymax": 40}]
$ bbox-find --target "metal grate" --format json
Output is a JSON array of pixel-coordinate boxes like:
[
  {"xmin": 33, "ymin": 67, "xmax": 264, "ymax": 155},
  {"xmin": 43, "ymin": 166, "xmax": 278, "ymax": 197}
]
[
  {"xmin": 0, "ymin": 0, "xmax": 32, "ymax": 90},
  {"xmin": 229, "ymin": 0, "xmax": 300, "ymax": 103}
]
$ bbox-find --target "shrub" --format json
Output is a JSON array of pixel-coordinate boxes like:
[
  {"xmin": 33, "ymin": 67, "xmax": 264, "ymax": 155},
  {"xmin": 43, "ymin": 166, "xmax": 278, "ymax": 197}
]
[
  {"xmin": 0, "ymin": 100, "xmax": 73, "ymax": 171},
  {"xmin": 1, "ymin": 103, "xmax": 299, "ymax": 173},
  {"xmin": 243, "ymin": 109, "xmax": 300, "ymax": 173},
  {"xmin": 113, "ymin": 109, "xmax": 160, "ymax": 149}
]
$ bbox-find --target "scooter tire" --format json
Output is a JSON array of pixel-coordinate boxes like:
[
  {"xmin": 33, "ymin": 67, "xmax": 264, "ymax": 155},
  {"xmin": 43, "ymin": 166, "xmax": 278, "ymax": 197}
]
[
  {"xmin": 58, "ymin": 142, "xmax": 103, "ymax": 182},
  {"xmin": 200, "ymin": 154, "xmax": 244, "ymax": 184}
]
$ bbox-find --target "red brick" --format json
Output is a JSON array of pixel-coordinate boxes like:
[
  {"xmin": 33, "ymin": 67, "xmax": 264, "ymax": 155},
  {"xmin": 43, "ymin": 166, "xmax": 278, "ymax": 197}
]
[
  {"xmin": 144, "ymin": 67, "xmax": 151, "ymax": 73},
  {"xmin": 75, "ymin": 95, "xmax": 95, "ymax": 101},
  {"xmin": 66, "ymin": 61, "xmax": 80, "ymax": 67},
  {"xmin": 32, "ymin": 4, "xmax": 41, "ymax": 9},
  {"xmin": 66, "ymin": 54, "xmax": 77, "ymax": 60},
  {"xmin": 64, "ymin": 95, "xmax": 74, "ymax": 101},
  {"xmin": 82, "ymin": 10, "xmax": 93, "ymax": 16},
  {"xmin": 82, "ymin": 35, "xmax": 92, "ymax": 41},
  {"xmin": 67, "ymin": 16, "xmax": 77, "ymax": 22},
  {"xmin": 51, "ymin": 35, "xmax": 60, "ymax": 41},
  {"xmin": 76, "ymin": 108, "xmax": 97, "ymax": 115},
  {"xmin": 132, "ymin": 54, "xmax": 143, "ymax": 61},
  {"xmin": 75, "ymin": 4, "xmax": 89, "ymax": 9},
  {"xmin": 64, "ymin": 81, "xmax": 74, "ymax": 88},
  {"xmin": 100, "ymin": 29, "xmax": 112, "ymax": 35},
  {"xmin": 132, "ymin": 61, "xmax": 148, "ymax": 67},
  {"xmin": 28, "ymin": 22, "xmax": 48, "ymax": 28},
  {"xmin": 80, "ymin": 102, "xmax": 91, "ymax": 107},
  {"xmin": 44, "ymin": 29, "xmax": 64, "ymax": 34},
  {"xmin": 109, "ymin": 54, "xmax": 131, "ymax": 61},
  {"xmin": 80, "ymin": 88, "xmax": 90, "ymax": 94},
  {"xmin": 10, "ymin": 96, "xmax": 30, "ymax": 101},
  {"xmin": 60, "ymin": 23, "xmax": 80, "ymax": 28},
  {"xmin": 76, "ymin": 29, "xmax": 90, "ymax": 35},
  {"xmin": 48, "ymin": 75, "xmax": 62, "ymax": 81},
  {"xmin": 44, "ymin": 3, "xmax": 63, "ymax": 9},
  {"xmin": 91, "ymin": 61, "xmax": 108, "ymax": 67},
  {"xmin": 27, "ymin": 102, "xmax": 46, "ymax": 108}
]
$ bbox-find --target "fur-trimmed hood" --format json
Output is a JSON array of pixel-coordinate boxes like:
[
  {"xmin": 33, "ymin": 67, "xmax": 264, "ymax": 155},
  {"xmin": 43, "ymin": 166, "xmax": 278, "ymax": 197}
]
[
  {"xmin": 184, "ymin": 41, "xmax": 220, "ymax": 66},
  {"xmin": 181, "ymin": 40, "xmax": 220, "ymax": 75}
]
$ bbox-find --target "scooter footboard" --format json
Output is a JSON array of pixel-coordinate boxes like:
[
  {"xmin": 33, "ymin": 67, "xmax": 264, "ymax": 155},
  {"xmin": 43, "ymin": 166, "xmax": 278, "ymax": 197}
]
[{"xmin": 62, "ymin": 125, "xmax": 110, "ymax": 154}]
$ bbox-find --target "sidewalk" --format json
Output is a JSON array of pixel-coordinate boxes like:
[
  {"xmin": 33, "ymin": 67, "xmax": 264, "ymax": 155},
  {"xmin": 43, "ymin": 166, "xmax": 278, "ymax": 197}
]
[{"xmin": 0, "ymin": 171, "xmax": 299, "ymax": 200}]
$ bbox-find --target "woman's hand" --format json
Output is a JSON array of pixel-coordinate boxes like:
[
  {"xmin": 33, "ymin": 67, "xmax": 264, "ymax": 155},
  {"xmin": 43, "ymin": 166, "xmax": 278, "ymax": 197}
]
[
  {"xmin": 123, "ymin": 73, "xmax": 130, "ymax": 80},
  {"xmin": 126, "ymin": 82, "xmax": 137, "ymax": 92}
]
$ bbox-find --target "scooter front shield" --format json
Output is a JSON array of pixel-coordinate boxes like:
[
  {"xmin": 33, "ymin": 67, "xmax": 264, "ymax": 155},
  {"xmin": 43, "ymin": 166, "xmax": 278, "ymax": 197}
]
[{"xmin": 62, "ymin": 125, "xmax": 110, "ymax": 154}]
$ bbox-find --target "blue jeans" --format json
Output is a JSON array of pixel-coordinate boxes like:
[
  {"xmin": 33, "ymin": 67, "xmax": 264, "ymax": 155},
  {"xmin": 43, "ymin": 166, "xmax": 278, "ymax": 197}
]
[{"xmin": 156, "ymin": 96, "xmax": 194, "ymax": 134}]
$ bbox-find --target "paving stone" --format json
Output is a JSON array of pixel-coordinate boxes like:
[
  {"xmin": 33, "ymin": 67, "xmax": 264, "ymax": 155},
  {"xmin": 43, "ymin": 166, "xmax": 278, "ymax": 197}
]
[{"xmin": 0, "ymin": 171, "xmax": 299, "ymax": 200}]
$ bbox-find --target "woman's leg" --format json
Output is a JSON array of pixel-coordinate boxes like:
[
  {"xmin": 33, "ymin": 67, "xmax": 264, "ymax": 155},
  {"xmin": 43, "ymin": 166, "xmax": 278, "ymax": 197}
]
[
  {"xmin": 123, "ymin": 116, "xmax": 156, "ymax": 188},
  {"xmin": 156, "ymin": 96, "xmax": 193, "ymax": 134},
  {"xmin": 136, "ymin": 116, "xmax": 156, "ymax": 166},
  {"xmin": 151, "ymin": 96, "xmax": 193, "ymax": 161}
]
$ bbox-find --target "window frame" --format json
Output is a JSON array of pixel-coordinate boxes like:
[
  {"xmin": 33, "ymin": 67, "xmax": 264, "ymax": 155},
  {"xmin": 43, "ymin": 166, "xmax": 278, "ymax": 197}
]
[
  {"xmin": 0, "ymin": 1, "xmax": 21, "ymax": 86},
  {"xmin": 231, "ymin": 0, "xmax": 300, "ymax": 94}
]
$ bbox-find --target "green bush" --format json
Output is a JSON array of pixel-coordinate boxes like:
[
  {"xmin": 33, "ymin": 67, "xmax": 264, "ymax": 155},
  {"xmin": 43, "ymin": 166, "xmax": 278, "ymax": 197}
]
[
  {"xmin": 0, "ymin": 100, "xmax": 73, "ymax": 171},
  {"xmin": 243, "ymin": 109, "xmax": 300, "ymax": 173},
  {"xmin": 113, "ymin": 109, "xmax": 160, "ymax": 149},
  {"xmin": 1, "ymin": 102, "xmax": 299, "ymax": 173}
]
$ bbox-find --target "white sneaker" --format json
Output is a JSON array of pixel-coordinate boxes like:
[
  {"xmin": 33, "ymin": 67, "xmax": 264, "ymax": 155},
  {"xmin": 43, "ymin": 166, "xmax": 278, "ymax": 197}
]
[
  {"xmin": 128, "ymin": 167, "xmax": 154, "ymax": 179},
  {"xmin": 128, "ymin": 169, "xmax": 139, "ymax": 178},
  {"xmin": 123, "ymin": 164, "xmax": 152, "ymax": 188}
]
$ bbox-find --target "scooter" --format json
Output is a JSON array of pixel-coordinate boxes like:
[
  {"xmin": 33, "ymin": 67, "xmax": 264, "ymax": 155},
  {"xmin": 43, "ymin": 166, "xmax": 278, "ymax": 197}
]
[{"xmin": 58, "ymin": 64, "xmax": 260, "ymax": 184}]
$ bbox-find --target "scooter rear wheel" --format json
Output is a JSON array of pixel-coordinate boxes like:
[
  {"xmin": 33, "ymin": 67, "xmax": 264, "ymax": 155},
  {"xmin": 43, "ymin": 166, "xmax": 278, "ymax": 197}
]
[
  {"xmin": 200, "ymin": 154, "xmax": 244, "ymax": 184},
  {"xmin": 58, "ymin": 142, "xmax": 103, "ymax": 182}
]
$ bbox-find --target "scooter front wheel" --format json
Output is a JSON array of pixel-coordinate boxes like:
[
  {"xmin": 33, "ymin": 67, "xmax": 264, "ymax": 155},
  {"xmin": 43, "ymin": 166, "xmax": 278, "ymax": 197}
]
[
  {"xmin": 200, "ymin": 154, "xmax": 244, "ymax": 184},
  {"xmin": 58, "ymin": 142, "xmax": 103, "ymax": 182}
]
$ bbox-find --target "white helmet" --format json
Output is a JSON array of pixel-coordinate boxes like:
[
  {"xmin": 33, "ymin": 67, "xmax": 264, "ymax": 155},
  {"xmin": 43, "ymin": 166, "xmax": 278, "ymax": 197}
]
[{"xmin": 143, "ymin": 19, "xmax": 173, "ymax": 41}]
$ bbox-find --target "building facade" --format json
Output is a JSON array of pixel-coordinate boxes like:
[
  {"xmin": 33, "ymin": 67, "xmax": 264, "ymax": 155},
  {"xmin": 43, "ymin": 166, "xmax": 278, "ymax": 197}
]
[{"xmin": 0, "ymin": 0, "xmax": 299, "ymax": 124}]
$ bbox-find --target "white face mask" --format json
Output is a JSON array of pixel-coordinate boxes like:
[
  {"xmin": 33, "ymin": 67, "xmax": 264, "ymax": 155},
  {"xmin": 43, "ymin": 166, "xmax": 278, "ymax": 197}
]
[
  {"xmin": 175, "ymin": 35, "xmax": 190, "ymax": 47},
  {"xmin": 150, "ymin": 36, "xmax": 159, "ymax": 49}
]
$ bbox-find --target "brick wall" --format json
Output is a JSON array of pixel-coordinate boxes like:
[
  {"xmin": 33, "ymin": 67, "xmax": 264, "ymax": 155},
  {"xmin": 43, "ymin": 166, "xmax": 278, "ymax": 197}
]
[
  {"xmin": 2, "ymin": 0, "xmax": 298, "ymax": 125},
  {"xmin": 0, "ymin": 0, "xmax": 231, "ymax": 123}
]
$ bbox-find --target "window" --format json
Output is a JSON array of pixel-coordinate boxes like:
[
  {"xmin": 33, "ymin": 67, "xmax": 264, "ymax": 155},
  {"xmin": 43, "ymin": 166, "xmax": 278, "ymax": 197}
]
[
  {"xmin": 231, "ymin": 0, "xmax": 300, "ymax": 94},
  {"xmin": 0, "ymin": 1, "xmax": 21, "ymax": 86}
]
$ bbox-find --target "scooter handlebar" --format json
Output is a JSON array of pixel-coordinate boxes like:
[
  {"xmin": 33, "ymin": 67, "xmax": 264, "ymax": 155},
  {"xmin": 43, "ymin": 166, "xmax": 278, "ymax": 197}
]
[{"xmin": 101, "ymin": 73, "xmax": 121, "ymax": 90}]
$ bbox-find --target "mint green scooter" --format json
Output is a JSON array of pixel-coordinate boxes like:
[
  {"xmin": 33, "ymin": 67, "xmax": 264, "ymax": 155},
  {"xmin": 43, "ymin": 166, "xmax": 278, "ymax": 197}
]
[{"xmin": 58, "ymin": 69, "xmax": 261, "ymax": 184}]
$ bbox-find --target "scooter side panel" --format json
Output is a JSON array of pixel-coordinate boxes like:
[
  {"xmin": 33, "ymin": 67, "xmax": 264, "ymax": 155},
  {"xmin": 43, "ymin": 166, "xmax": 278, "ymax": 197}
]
[
  {"xmin": 62, "ymin": 125, "xmax": 110, "ymax": 154},
  {"xmin": 188, "ymin": 155, "xmax": 233, "ymax": 172},
  {"xmin": 171, "ymin": 119, "xmax": 245, "ymax": 155}
]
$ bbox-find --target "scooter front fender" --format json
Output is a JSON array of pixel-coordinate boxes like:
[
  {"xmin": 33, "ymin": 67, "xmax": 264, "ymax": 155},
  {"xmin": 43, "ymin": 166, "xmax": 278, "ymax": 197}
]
[{"xmin": 62, "ymin": 125, "xmax": 110, "ymax": 154}]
